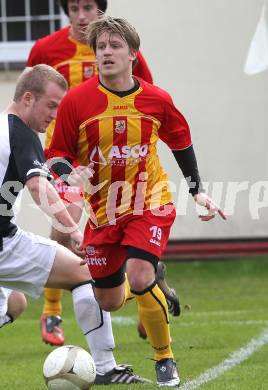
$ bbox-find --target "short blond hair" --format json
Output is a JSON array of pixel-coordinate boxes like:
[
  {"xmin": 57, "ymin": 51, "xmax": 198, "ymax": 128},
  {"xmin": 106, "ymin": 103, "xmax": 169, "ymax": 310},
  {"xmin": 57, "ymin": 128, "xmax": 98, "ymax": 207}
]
[
  {"xmin": 14, "ymin": 64, "xmax": 67, "ymax": 102},
  {"xmin": 86, "ymin": 15, "xmax": 140, "ymax": 54}
]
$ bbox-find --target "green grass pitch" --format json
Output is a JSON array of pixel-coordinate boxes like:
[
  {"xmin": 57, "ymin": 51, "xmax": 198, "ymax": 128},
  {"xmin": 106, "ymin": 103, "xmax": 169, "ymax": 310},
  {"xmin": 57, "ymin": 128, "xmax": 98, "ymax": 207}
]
[{"xmin": 1, "ymin": 256, "xmax": 268, "ymax": 389}]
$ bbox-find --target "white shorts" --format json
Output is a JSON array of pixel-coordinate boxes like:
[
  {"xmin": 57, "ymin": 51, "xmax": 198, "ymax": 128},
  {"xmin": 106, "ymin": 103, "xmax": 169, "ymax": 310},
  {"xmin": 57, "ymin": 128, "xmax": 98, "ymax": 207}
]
[{"xmin": 0, "ymin": 228, "xmax": 57, "ymax": 298}]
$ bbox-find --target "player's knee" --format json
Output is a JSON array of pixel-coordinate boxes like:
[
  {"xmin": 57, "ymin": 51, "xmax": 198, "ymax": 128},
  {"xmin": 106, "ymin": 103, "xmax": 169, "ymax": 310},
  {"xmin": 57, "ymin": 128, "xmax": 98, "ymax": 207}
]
[
  {"xmin": 127, "ymin": 257, "xmax": 156, "ymax": 293},
  {"xmin": 8, "ymin": 291, "xmax": 27, "ymax": 320},
  {"xmin": 16, "ymin": 293, "xmax": 27, "ymax": 317},
  {"xmin": 128, "ymin": 278, "xmax": 146, "ymax": 293},
  {"xmin": 128, "ymin": 272, "xmax": 155, "ymax": 294},
  {"xmin": 18, "ymin": 293, "xmax": 27, "ymax": 314}
]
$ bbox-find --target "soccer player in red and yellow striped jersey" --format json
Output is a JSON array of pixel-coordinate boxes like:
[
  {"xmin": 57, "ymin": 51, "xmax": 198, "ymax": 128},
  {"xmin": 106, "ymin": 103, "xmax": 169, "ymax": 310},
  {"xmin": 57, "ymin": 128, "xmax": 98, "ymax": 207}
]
[
  {"xmin": 49, "ymin": 76, "xmax": 191, "ymax": 229},
  {"xmin": 26, "ymin": 1, "xmax": 153, "ymax": 384},
  {"xmin": 48, "ymin": 16, "xmax": 226, "ymax": 387}
]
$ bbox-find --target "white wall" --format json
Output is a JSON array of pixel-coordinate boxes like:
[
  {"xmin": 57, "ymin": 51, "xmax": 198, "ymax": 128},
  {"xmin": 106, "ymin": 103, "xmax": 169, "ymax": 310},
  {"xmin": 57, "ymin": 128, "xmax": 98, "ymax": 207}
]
[
  {"xmin": 107, "ymin": 0, "xmax": 268, "ymax": 239},
  {"xmin": 1, "ymin": 0, "xmax": 267, "ymax": 239}
]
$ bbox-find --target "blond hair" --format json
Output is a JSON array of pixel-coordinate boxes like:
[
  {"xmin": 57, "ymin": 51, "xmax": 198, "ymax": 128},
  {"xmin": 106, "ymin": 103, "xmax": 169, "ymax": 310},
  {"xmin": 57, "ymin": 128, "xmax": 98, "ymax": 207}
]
[
  {"xmin": 14, "ymin": 64, "xmax": 67, "ymax": 102},
  {"xmin": 86, "ymin": 15, "xmax": 140, "ymax": 54}
]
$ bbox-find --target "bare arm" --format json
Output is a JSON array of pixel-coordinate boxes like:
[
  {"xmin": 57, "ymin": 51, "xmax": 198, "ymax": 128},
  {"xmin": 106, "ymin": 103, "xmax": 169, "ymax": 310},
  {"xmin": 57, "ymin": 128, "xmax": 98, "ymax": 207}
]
[{"xmin": 26, "ymin": 176, "xmax": 80, "ymax": 236}]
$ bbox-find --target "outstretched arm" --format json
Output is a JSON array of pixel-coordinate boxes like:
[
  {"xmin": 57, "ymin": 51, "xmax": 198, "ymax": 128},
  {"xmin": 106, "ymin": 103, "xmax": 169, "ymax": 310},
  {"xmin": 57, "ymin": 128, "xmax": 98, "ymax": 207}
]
[
  {"xmin": 26, "ymin": 176, "xmax": 84, "ymax": 252},
  {"xmin": 172, "ymin": 145, "xmax": 226, "ymax": 221}
]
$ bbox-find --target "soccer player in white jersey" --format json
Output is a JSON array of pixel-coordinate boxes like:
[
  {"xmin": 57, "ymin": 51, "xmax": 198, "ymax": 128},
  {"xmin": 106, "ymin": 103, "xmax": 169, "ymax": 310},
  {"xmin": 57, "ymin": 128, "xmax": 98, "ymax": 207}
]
[{"xmin": 0, "ymin": 64, "xmax": 94, "ymax": 325}]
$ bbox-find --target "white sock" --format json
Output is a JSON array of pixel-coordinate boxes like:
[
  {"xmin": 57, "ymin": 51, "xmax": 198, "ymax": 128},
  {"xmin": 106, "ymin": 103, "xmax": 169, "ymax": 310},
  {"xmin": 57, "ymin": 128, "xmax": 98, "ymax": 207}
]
[
  {"xmin": 72, "ymin": 283, "xmax": 116, "ymax": 374},
  {"xmin": 0, "ymin": 313, "xmax": 13, "ymax": 328}
]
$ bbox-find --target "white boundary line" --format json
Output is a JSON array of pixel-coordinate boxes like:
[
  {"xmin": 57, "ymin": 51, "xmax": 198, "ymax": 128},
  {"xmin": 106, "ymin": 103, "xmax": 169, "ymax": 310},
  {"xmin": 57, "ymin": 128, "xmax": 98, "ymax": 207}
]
[
  {"xmin": 180, "ymin": 326, "xmax": 268, "ymax": 390},
  {"xmin": 185, "ymin": 309, "xmax": 267, "ymax": 317},
  {"xmin": 112, "ymin": 316, "xmax": 136, "ymax": 325},
  {"xmin": 177, "ymin": 320, "xmax": 268, "ymax": 327},
  {"xmin": 111, "ymin": 316, "xmax": 268, "ymax": 328}
]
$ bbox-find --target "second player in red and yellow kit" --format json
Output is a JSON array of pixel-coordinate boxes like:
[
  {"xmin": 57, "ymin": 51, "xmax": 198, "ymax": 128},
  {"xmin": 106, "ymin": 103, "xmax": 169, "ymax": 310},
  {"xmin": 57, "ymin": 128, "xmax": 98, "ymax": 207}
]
[{"xmin": 48, "ymin": 75, "xmax": 192, "ymax": 278}]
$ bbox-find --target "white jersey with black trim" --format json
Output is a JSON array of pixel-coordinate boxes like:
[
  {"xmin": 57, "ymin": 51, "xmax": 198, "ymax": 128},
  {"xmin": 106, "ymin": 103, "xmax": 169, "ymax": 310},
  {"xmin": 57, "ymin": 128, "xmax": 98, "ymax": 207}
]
[{"xmin": 0, "ymin": 113, "xmax": 53, "ymax": 236}]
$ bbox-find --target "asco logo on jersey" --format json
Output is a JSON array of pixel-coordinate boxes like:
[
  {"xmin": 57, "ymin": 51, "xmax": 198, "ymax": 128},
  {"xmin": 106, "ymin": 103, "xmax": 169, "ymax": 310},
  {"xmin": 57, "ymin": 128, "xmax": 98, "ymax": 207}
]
[
  {"xmin": 108, "ymin": 144, "xmax": 148, "ymax": 159},
  {"xmin": 89, "ymin": 144, "xmax": 148, "ymax": 164}
]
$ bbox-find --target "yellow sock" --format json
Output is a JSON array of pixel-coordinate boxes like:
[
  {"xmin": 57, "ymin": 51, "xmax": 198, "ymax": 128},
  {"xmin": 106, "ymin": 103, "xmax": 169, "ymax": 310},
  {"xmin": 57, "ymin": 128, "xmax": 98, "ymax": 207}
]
[
  {"xmin": 124, "ymin": 275, "xmax": 135, "ymax": 304},
  {"xmin": 136, "ymin": 285, "xmax": 173, "ymax": 361},
  {"xmin": 43, "ymin": 288, "xmax": 63, "ymax": 316}
]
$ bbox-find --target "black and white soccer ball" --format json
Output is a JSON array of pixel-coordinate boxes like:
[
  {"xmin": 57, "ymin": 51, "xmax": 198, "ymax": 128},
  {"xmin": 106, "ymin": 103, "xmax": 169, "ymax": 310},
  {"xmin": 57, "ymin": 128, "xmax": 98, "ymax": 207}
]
[{"xmin": 43, "ymin": 345, "xmax": 96, "ymax": 390}]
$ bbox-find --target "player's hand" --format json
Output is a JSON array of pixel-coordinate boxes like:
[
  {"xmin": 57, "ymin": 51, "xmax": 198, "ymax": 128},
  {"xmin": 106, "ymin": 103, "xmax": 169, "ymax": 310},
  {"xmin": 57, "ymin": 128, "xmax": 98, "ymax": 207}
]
[
  {"xmin": 68, "ymin": 163, "xmax": 94, "ymax": 186},
  {"xmin": 194, "ymin": 193, "xmax": 226, "ymax": 221},
  {"xmin": 70, "ymin": 229, "xmax": 85, "ymax": 257}
]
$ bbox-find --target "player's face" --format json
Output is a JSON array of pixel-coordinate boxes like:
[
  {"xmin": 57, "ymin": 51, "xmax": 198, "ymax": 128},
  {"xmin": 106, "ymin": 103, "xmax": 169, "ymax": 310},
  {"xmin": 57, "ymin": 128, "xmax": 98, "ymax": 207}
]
[
  {"xmin": 68, "ymin": 0, "xmax": 99, "ymax": 42},
  {"xmin": 96, "ymin": 32, "xmax": 136, "ymax": 79},
  {"xmin": 28, "ymin": 82, "xmax": 66, "ymax": 133}
]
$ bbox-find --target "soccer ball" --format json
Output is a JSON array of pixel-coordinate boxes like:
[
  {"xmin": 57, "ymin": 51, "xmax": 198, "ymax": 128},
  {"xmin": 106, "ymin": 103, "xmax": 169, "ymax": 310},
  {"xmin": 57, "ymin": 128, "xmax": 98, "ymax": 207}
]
[{"xmin": 43, "ymin": 345, "xmax": 96, "ymax": 390}]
